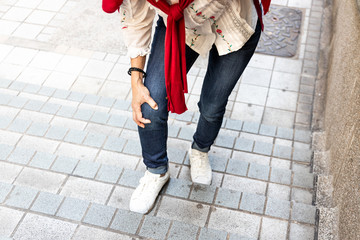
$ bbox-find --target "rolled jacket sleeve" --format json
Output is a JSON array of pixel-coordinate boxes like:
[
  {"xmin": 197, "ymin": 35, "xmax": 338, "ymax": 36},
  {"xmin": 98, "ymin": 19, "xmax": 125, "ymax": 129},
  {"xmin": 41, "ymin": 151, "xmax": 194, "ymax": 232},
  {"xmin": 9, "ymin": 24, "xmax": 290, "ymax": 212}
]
[{"xmin": 120, "ymin": 0, "xmax": 155, "ymax": 58}]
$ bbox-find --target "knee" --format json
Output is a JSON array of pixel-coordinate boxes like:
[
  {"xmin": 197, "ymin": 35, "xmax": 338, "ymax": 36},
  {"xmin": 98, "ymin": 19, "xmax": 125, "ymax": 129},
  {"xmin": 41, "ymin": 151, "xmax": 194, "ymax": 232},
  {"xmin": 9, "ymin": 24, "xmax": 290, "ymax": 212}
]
[
  {"xmin": 141, "ymin": 102, "xmax": 168, "ymax": 130},
  {"xmin": 198, "ymin": 101, "xmax": 225, "ymax": 123}
]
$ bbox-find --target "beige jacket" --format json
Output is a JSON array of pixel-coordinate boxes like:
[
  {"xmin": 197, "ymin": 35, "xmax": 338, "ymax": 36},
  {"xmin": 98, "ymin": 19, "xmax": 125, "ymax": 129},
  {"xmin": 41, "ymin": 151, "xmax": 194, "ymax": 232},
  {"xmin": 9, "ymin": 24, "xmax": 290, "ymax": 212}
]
[{"xmin": 120, "ymin": 0, "xmax": 258, "ymax": 58}]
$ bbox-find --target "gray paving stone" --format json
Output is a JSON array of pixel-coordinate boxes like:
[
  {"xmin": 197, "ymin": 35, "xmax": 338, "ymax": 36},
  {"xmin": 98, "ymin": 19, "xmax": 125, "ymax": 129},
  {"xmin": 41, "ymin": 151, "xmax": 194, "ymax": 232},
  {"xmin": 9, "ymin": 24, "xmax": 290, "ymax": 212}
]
[
  {"xmin": 95, "ymin": 165, "xmax": 122, "ymax": 183},
  {"xmin": 189, "ymin": 184, "xmax": 216, "ymax": 204},
  {"xmin": 110, "ymin": 209, "xmax": 142, "ymax": 234},
  {"xmin": 229, "ymin": 234, "xmax": 256, "ymax": 240},
  {"xmin": 292, "ymin": 202, "xmax": 316, "ymax": 224},
  {"xmin": 265, "ymin": 198, "xmax": 290, "ymax": 219},
  {"xmin": 8, "ymin": 147, "xmax": 35, "ymax": 165},
  {"xmin": 270, "ymin": 168, "xmax": 292, "ymax": 185},
  {"xmin": 40, "ymin": 102, "xmax": 61, "ymax": 114},
  {"xmin": 113, "ymin": 99, "xmax": 131, "ymax": 110},
  {"xmin": 165, "ymin": 178, "xmax": 192, "ymax": 198},
  {"xmin": 83, "ymin": 133, "xmax": 106, "ymax": 148},
  {"xmin": 118, "ymin": 169, "xmax": 143, "ymax": 188},
  {"xmin": 98, "ymin": 97, "xmax": 115, "ymax": 107},
  {"xmin": 73, "ymin": 160, "xmax": 100, "ymax": 178},
  {"xmin": 276, "ymin": 127, "xmax": 294, "ymax": 140},
  {"xmin": 53, "ymin": 89, "xmax": 71, "ymax": 99},
  {"xmin": 294, "ymin": 129, "xmax": 312, "ymax": 143},
  {"xmin": 260, "ymin": 217, "xmax": 288, "ymax": 240},
  {"xmin": 13, "ymin": 213, "xmax": 77, "ymax": 240},
  {"xmin": 56, "ymin": 197, "xmax": 89, "ymax": 221},
  {"xmin": 209, "ymin": 155, "xmax": 228, "ymax": 172},
  {"xmin": 29, "ymin": 152, "xmax": 56, "ymax": 169},
  {"xmin": 253, "ymin": 141, "xmax": 273, "ymax": 156},
  {"xmin": 30, "ymin": 191, "xmax": 63, "ymax": 215},
  {"xmin": 0, "ymin": 93, "xmax": 13, "ymax": 105},
  {"xmin": 0, "ymin": 79, "xmax": 12, "ymax": 88},
  {"xmin": 215, "ymin": 188, "xmax": 241, "ymax": 209},
  {"xmin": 8, "ymin": 118, "xmax": 31, "ymax": 133},
  {"xmin": 234, "ymin": 138, "xmax": 254, "ymax": 152},
  {"xmin": 0, "ymin": 116, "xmax": 13, "ymax": 129},
  {"xmin": 168, "ymin": 125, "xmax": 180, "ymax": 137},
  {"xmin": 259, "ymin": 124, "xmax": 277, "ymax": 137},
  {"xmin": 0, "ymin": 236, "xmax": 13, "ymax": 240},
  {"xmin": 139, "ymin": 215, "xmax": 171, "ymax": 240},
  {"xmin": 90, "ymin": 111, "xmax": 110, "ymax": 124},
  {"xmin": 178, "ymin": 127, "xmax": 194, "ymax": 141},
  {"xmin": 103, "ymin": 136, "xmax": 126, "ymax": 152},
  {"xmin": 122, "ymin": 139, "xmax": 141, "ymax": 155},
  {"xmin": 83, "ymin": 94, "xmax": 100, "ymax": 104},
  {"xmin": 45, "ymin": 126, "xmax": 68, "ymax": 140},
  {"xmin": 273, "ymin": 145, "xmax": 292, "ymax": 159},
  {"xmin": 57, "ymin": 106, "xmax": 77, "ymax": 118},
  {"xmin": 175, "ymin": 111, "xmax": 194, "ymax": 122},
  {"xmin": 9, "ymin": 81, "xmax": 26, "ymax": 91},
  {"xmin": 198, "ymin": 228, "xmax": 227, "ymax": 240},
  {"xmin": 124, "ymin": 119, "xmax": 138, "ymax": 130},
  {"xmin": 225, "ymin": 119, "xmax": 243, "ymax": 131},
  {"xmin": 8, "ymin": 96, "xmax": 28, "ymax": 108},
  {"xmin": 242, "ymin": 121, "xmax": 260, "ymax": 134},
  {"xmin": 291, "ymin": 188, "xmax": 313, "ymax": 205},
  {"xmin": 51, "ymin": 156, "xmax": 78, "ymax": 174},
  {"xmin": 27, "ymin": 122, "xmax": 50, "ymax": 137},
  {"xmin": 168, "ymin": 221, "xmax": 198, "ymax": 240},
  {"xmin": 38, "ymin": 86, "xmax": 55, "ymax": 96},
  {"xmin": 293, "ymin": 148, "xmax": 312, "ymax": 162},
  {"xmin": 83, "ymin": 203, "xmax": 116, "ymax": 228},
  {"xmin": 293, "ymin": 172, "xmax": 314, "ymax": 188},
  {"xmin": 289, "ymin": 223, "xmax": 315, "ymax": 240},
  {"xmin": 240, "ymin": 192, "xmax": 266, "ymax": 214},
  {"xmin": 64, "ymin": 129, "xmax": 86, "ymax": 144},
  {"xmin": 5, "ymin": 185, "xmax": 38, "ymax": 209},
  {"xmin": 74, "ymin": 109, "xmax": 94, "ymax": 121},
  {"xmin": 226, "ymin": 158, "xmax": 248, "ymax": 176},
  {"xmin": 0, "ymin": 182, "xmax": 12, "ymax": 203},
  {"xmin": 67, "ymin": 91, "xmax": 86, "ymax": 102},
  {"xmin": 248, "ymin": 163, "xmax": 270, "ymax": 180},
  {"xmin": 107, "ymin": 114, "xmax": 127, "ymax": 128},
  {"xmin": 215, "ymin": 135, "xmax": 235, "ymax": 148},
  {"xmin": 168, "ymin": 147, "xmax": 186, "ymax": 164},
  {"xmin": 0, "ymin": 144, "xmax": 13, "ymax": 160},
  {"xmin": 24, "ymin": 100, "xmax": 44, "ymax": 111}
]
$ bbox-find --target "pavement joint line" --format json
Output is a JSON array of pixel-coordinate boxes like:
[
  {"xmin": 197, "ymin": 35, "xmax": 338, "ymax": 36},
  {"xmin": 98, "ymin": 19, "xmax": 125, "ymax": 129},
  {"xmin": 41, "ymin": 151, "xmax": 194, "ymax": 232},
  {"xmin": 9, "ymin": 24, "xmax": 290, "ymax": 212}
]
[
  {"xmin": 0, "ymin": 113, "xmax": 313, "ymax": 165},
  {"xmin": 0, "ymin": 143, "xmax": 314, "ymax": 191},
  {"xmin": 0, "ymin": 79, "xmax": 312, "ymax": 139},
  {"xmin": 0, "ymin": 158, "xmax": 314, "ymax": 219},
  {"xmin": 0, "ymin": 180, "xmax": 317, "ymax": 230}
]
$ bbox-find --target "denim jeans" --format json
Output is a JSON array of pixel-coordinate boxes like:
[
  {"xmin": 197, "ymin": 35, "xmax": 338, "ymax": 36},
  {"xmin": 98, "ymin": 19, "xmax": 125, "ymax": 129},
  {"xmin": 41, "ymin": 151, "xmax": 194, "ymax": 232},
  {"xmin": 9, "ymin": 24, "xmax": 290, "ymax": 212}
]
[{"xmin": 139, "ymin": 17, "xmax": 261, "ymax": 174}]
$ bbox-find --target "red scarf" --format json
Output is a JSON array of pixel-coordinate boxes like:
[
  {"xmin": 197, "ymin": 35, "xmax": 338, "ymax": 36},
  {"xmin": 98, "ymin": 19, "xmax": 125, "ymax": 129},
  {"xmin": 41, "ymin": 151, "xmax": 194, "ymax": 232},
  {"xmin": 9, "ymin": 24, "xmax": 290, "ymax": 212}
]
[{"xmin": 102, "ymin": 0, "xmax": 271, "ymax": 114}]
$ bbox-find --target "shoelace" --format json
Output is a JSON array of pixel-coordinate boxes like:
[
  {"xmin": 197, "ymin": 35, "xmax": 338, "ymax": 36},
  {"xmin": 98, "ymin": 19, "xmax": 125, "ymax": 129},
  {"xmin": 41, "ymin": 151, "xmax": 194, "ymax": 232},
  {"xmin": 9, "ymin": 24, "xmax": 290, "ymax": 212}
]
[{"xmin": 191, "ymin": 151, "xmax": 210, "ymax": 173}]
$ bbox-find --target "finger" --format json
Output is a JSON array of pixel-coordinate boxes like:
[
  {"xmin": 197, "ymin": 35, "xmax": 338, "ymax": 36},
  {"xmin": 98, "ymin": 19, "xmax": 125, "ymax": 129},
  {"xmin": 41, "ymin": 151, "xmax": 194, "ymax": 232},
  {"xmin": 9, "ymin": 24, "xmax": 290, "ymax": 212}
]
[
  {"xmin": 144, "ymin": 95, "xmax": 158, "ymax": 110},
  {"xmin": 135, "ymin": 109, "xmax": 151, "ymax": 125},
  {"xmin": 133, "ymin": 111, "xmax": 145, "ymax": 128}
]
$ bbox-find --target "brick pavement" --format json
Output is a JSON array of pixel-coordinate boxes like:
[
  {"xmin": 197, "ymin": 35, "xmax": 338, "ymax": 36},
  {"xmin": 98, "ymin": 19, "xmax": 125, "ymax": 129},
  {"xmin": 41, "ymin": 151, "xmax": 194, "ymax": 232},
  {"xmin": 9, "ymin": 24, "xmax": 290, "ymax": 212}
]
[{"xmin": 0, "ymin": 0, "xmax": 323, "ymax": 239}]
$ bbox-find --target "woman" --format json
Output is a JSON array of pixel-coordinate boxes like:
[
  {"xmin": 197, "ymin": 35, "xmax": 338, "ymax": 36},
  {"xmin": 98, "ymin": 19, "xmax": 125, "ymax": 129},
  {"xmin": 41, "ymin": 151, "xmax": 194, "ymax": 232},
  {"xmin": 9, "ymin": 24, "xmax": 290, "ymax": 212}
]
[{"xmin": 103, "ymin": 0, "xmax": 271, "ymax": 214}]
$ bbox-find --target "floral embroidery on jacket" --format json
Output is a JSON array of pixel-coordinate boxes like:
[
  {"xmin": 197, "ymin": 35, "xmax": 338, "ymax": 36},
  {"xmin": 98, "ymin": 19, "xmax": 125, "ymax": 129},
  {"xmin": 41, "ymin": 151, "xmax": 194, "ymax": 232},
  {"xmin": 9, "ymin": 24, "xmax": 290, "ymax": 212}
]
[
  {"xmin": 210, "ymin": 16, "xmax": 232, "ymax": 51},
  {"xmin": 190, "ymin": 28, "xmax": 201, "ymax": 47},
  {"xmin": 121, "ymin": 9, "xmax": 127, "ymax": 29},
  {"xmin": 190, "ymin": 3, "xmax": 207, "ymax": 20}
]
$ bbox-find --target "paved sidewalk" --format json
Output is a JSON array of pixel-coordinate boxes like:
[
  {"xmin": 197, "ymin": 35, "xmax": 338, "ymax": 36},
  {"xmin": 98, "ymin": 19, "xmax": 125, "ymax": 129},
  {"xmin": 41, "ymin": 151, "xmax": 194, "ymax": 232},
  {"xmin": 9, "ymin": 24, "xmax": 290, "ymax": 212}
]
[{"xmin": 0, "ymin": 0, "xmax": 323, "ymax": 239}]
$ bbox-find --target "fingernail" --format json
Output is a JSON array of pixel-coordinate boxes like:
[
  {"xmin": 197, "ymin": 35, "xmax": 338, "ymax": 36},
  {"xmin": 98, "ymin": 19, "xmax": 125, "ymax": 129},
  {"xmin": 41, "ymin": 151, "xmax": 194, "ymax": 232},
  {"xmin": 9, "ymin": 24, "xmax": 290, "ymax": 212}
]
[{"xmin": 154, "ymin": 106, "xmax": 158, "ymax": 110}]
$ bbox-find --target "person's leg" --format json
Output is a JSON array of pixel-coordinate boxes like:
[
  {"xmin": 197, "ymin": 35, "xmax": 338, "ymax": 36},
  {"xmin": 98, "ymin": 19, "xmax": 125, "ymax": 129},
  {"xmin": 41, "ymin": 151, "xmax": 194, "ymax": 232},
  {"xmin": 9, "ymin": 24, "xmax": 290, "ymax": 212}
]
[
  {"xmin": 189, "ymin": 20, "xmax": 261, "ymax": 185},
  {"xmin": 130, "ymin": 16, "xmax": 199, "ymax": 214},
  {"xmin": 193, "ymin": 21, "xmax": 262, "ymax": 152},
  {"xmin": 138, "ymin": 16, "xmax": 199, "ymax": 174}
]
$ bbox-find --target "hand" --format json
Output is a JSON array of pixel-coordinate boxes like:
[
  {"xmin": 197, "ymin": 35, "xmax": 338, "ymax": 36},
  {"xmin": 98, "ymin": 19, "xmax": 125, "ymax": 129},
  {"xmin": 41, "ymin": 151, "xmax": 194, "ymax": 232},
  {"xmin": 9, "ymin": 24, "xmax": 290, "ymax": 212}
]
[{"xmin": 131, "ymin": 77, "xmax": 158, "ymax": 128}]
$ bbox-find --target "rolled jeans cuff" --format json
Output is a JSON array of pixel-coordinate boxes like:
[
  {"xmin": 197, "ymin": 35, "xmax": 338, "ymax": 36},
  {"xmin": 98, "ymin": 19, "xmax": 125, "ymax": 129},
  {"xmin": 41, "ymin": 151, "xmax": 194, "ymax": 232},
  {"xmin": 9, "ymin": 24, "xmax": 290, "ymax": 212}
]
[
  {"xmin": 192, "ymin": 141, "xmax": 210, "ymax": 153},
  {"xmin": 147, "ymin": 164, "xmax": 168, "ymax": 175}
]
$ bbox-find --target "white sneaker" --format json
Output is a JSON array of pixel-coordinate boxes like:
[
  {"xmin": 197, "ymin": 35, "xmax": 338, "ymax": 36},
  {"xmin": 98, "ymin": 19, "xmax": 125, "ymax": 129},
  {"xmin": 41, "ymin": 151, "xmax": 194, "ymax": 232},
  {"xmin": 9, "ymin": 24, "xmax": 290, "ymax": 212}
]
[
  {"xmin": 189, "ymin": 147, "xmax": 212, "ymax": 185},
  {"xmin": 129, "ymin": 170, "xmax": 170, "ymax": 214}
]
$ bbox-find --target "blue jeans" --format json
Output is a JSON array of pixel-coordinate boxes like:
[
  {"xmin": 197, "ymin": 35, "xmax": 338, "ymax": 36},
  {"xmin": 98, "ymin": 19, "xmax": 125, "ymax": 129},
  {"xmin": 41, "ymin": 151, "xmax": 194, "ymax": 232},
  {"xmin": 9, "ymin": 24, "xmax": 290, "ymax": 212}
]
[{"xmin": 139, "ymin": 17, "xmax": 261, "ymax": 174}]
